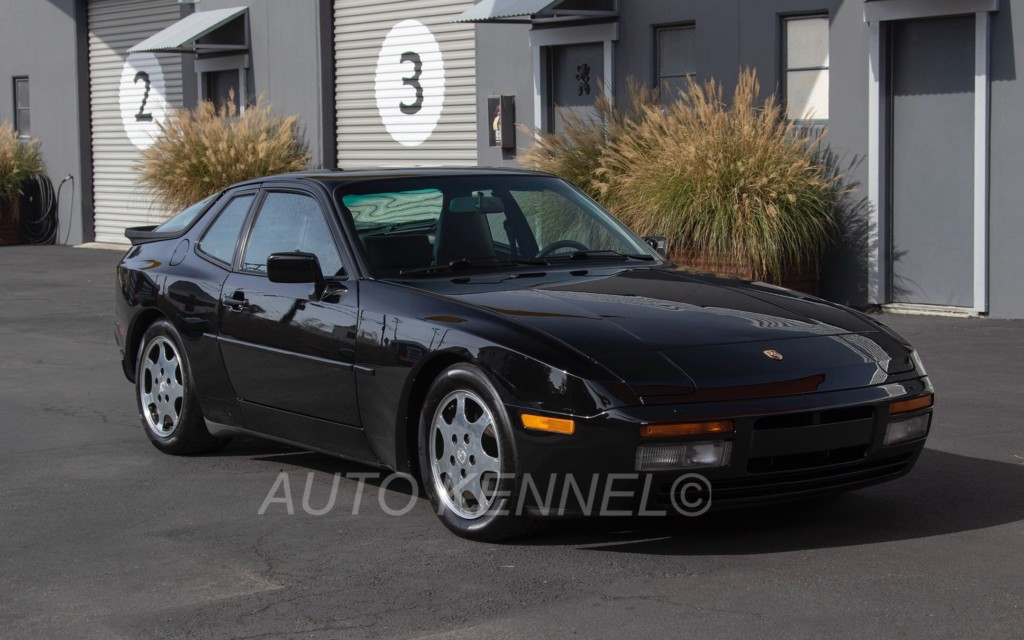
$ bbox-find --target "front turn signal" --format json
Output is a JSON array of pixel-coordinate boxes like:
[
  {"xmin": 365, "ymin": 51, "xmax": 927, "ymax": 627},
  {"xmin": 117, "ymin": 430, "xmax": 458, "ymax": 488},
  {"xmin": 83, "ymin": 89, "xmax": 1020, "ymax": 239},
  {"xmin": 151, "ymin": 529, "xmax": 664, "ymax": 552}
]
[
  {"xmin": 639, "ymin": 420, "xmax": 735, "ymax": 439},
  {"xmin": 521, "ymin": 414, "xmax": 575, "ymax": 435},
  {"xmin": 890, "ymin": 394, "xmax": 934, "ymax": 415}
]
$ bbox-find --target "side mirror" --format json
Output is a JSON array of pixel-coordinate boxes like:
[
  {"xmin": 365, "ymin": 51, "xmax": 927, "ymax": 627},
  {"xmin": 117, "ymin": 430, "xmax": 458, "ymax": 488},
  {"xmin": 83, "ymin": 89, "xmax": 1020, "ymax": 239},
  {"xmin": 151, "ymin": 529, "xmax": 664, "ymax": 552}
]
[
  {"xmin": 267, "ymin": 252, "xmax": 325, "ymax": 287},
  {"xmin": 643, "ymin": 236, "xmax": 669, "ymax": 257}
]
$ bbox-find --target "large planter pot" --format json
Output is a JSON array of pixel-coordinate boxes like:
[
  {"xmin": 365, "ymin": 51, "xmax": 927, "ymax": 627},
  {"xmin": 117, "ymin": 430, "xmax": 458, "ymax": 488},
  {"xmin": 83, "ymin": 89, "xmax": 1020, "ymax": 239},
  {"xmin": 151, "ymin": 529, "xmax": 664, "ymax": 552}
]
[
  {"xmin": 0, "ymin": 198, "xmax": 22, "ymax": 246},
  {"xmin": 670, "ymin": 251, "xmax": 820, "ymax": 297}
]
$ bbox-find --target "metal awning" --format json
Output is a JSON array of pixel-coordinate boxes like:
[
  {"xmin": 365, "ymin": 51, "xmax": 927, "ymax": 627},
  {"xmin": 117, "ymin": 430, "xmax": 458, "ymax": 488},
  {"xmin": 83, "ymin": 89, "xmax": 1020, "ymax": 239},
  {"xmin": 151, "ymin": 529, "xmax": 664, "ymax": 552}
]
[
  {"xmin": 128, "ymin": 7, "xmax": 248, "ymax": 54},
  {"xmin": 454, "ymin": 0, "xmax": 617, "ymax": 24}
]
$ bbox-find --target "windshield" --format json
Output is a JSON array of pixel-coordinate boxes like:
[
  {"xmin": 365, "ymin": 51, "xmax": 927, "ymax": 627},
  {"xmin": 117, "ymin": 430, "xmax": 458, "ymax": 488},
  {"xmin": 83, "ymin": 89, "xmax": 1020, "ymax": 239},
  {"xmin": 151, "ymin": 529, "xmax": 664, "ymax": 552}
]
[{"xmin": 337, "ymin": 175, "xmax": 660, "ymax": 277}]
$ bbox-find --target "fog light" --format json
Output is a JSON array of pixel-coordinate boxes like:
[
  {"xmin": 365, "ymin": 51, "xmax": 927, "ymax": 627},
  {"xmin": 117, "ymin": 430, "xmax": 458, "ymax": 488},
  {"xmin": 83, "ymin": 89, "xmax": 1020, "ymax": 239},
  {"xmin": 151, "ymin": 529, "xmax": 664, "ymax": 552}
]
[
  {"xmin": 636, "ymin": 441, "xmax": 732, "ymax": 471},
  {"xmin": 884, "ymin": 414, "xmax": 931, "ymax": 446}
]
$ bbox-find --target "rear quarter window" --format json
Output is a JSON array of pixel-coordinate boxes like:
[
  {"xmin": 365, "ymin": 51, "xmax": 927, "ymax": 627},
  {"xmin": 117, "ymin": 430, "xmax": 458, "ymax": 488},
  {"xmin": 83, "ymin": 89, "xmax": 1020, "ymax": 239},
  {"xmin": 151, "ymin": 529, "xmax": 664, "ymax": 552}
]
[{"xmin": 198, "ymin": 194, "xmax": 255, "ymax": 265}]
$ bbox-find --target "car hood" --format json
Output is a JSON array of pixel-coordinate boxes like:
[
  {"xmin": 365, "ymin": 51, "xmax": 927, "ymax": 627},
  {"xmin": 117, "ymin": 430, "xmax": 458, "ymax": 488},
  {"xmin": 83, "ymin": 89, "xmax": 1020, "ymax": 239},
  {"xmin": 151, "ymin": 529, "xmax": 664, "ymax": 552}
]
[{"xmin": 429, "ymin": 268, "xmax": 914, "ymax": 401}]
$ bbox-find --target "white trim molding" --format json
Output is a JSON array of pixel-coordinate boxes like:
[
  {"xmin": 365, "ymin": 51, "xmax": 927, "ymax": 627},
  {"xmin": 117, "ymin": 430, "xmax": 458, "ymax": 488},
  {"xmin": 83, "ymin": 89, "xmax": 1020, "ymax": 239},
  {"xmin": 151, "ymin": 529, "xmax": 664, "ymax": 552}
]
[
  {"xmin": 528, "ymin": 22, "xmax": 619, "ymax": 133},
  {"xmin": 864, "ymin": 0, "xmax": 998, "ymax": 23},
  {"xmin": 973, "ymin": 12, "xmax": 991, "ymax": 314},
  {"xmin": 864, "ymin": 1, "xmax": 998, "ymax": 314},
  {"xmin": 866, "ymin": 20, "xmax": 882, "ymax": 305}
]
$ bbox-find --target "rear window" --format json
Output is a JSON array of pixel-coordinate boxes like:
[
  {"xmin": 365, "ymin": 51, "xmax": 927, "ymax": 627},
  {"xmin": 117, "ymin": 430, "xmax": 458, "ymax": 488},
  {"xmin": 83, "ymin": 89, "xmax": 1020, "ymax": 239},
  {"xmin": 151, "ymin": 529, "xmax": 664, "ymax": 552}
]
[
  {"xmin": 152, "ymin": 194, "xmax": 217, "ymax": 233},
  {"xmin": 343, "ymin": 189, "xmax": 443, "ymax": 232}
]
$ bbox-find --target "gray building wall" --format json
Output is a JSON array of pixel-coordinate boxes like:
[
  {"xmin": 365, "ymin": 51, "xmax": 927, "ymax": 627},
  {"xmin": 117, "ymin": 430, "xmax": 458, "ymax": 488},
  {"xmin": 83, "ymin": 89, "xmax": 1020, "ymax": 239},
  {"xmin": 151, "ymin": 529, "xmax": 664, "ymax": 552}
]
[
  {"xmin": 0, "ymin": 0, "xmax": 91, "ymax": 245},
  {"xmin": 475, "ymin": 22, "xmax": 535, "ymax": 168},
  {"xmin": 816, "ymin": 0, "xmax": 871, "ymax": 308},
  {"xmin": 191, "ymin": 0, "xmax": 334, "ymax": 168},
  {"xmin": 0, "ymin": 0, "xmax": 333, "ymax": 247},
  {"xmin": 473, "ymin": 1, "xmax": 1024, "ymax": 316},
  {"xmin": 615, "ymin": 0, "xmax": 741, "ymax": 99}
]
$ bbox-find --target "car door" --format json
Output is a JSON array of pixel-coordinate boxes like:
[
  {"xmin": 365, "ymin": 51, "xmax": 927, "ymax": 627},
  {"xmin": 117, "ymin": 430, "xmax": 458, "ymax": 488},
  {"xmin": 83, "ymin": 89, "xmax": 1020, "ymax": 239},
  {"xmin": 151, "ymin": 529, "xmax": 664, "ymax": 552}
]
[{"xmin": 217, "ymin": 188, "xmax": 362, "ymax": 431}]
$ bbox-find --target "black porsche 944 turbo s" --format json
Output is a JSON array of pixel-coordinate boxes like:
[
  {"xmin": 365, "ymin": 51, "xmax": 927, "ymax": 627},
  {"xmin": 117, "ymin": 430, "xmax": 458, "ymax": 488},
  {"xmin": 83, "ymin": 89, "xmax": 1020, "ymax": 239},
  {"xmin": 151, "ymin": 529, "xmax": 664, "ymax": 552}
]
[{"xmin": 115, "ymin": 168, "xmax": 933, "ymax": 540}]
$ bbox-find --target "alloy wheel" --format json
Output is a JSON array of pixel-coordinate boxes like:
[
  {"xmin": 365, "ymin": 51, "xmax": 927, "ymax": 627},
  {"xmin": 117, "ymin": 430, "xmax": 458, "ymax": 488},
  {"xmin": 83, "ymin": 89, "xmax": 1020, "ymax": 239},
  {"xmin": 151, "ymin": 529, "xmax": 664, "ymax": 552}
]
[
  {"xmin": 428, "ymin": 389, "xmax": 502, "ymax": 519},
  {"xmin": 139, "ymin": 336, "xmax": 185, "ymax": 437}
]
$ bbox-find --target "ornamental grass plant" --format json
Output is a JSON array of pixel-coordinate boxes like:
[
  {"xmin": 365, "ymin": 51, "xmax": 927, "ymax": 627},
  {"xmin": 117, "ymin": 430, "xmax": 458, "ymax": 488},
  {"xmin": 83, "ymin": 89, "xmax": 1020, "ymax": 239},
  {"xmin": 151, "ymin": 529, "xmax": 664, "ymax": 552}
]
[
  {"xmin": 518, "ymin": 82, "xmax": 653, "ymax": 203},
  {"xmin": 521, "ymin": 69, "xmax": 842, "ymax": 283},
  {"xmin": 139, "ymin": 93, "xmax": 309, "ymax": 213},
  {"xmin": 0, "ymin": 121, "xmax": 45, "ymax": 215}
]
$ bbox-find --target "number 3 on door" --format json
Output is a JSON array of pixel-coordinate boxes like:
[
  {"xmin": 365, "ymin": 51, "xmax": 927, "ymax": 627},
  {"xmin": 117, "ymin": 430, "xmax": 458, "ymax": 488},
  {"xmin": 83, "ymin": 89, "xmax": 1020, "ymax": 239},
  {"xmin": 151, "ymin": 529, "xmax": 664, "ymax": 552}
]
[{"xmin": 374, "ymin": 20, "xmax": 446, "ymax": 147}]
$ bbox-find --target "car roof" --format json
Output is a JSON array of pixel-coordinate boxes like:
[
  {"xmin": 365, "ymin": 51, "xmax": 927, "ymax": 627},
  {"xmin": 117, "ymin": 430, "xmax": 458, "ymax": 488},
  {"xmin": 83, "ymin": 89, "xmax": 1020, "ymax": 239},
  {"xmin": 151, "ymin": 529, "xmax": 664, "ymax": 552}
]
[{"xmin": 231, "ymin": 167, "xmax": 551, "ymax": 190}]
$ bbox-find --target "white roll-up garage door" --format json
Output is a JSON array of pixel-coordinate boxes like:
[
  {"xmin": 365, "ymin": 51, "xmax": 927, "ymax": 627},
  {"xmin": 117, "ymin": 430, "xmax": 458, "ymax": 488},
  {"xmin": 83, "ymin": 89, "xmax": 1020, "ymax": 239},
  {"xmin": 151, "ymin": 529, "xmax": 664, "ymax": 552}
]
[
  {"xmin": 88, "ymin": 0, "xmax": 184, "ymax": 244},
  {"xmin": 334, "ymin": 0, "xmax": 477, "ymax": 168}
]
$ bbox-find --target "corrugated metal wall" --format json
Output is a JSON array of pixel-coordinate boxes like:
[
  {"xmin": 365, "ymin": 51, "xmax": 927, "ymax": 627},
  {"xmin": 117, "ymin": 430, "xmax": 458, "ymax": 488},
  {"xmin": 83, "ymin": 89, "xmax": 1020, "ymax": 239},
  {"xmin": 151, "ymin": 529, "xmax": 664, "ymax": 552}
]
[
  {"xmin": 334, "ymin": 0, "xmax": 477, "ymax": 168},
  {"xmin": 88, "ymin": 0, "xmax": 183, "ymax": 244}
]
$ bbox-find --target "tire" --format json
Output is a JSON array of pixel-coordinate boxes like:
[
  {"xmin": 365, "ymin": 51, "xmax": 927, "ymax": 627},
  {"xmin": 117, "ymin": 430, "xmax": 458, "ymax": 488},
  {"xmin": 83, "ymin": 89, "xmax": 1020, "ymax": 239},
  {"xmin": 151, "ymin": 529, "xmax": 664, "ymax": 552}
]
[
  {"xmin": 418, "ymin": 364, "xmax": 538, "ymax": 542},
  {"xmin": 135, "ymin": 319, "xmax": 230, "ymax": 455}
]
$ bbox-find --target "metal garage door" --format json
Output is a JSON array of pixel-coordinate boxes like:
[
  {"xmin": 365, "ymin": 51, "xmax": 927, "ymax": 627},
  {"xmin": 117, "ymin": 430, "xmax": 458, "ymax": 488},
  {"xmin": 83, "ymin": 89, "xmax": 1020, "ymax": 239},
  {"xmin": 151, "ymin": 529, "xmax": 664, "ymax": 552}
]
[
  {"xmin": 334, "ymin": 0, "xmax": 477, "ymax": 168},
  {"xmin": 88, "ymin": 0, "xmax": 184, "ymax": 244},
  {"xmin": 889, "ymin": 16, "xmax": 975, "ymax": 307}
]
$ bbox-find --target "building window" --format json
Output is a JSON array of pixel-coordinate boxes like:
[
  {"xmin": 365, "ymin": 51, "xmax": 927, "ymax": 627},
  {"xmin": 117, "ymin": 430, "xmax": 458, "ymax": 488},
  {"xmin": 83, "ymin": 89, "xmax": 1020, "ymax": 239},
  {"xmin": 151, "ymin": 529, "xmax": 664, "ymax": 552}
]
[
  {"xmin": 655, "ymin": 25, "xmax": 695, "ymax": 104},
  {"xmin": 13, "ymin": 77, "xmax": 30, "ymax": 137},
  {"xmin": 784, "ymin": 15, "xmax": 829, "ymax": 121}
]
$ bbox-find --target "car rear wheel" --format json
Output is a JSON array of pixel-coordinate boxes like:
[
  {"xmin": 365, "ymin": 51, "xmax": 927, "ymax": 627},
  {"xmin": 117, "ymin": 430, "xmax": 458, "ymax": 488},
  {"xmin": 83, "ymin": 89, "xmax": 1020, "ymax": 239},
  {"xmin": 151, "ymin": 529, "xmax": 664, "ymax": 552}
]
[
  {"xmin": 418, "ymin": 364, "xmax": 537, "ymax": 541},
  {"xmin": 136, "ymin": 319, "xmax": 229, "ymax": 455}
]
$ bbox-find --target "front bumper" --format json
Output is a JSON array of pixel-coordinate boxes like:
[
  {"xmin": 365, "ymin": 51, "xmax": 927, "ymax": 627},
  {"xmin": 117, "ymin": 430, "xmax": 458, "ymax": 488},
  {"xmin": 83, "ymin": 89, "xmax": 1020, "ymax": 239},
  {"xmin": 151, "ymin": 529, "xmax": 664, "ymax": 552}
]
[{"xmin": 506, "ymin": 377, "xmax": 932, "ymax": 517}]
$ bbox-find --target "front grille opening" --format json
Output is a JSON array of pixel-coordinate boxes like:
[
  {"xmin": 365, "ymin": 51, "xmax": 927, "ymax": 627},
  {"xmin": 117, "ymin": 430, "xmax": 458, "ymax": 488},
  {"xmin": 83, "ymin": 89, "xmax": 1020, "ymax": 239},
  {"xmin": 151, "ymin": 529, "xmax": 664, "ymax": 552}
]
[
  {"xmin": 650, "ymin": 453, "xmax": 913, "ymax": 507},
  {"xmin": 754, "ymin": 406, "xmax": 875, "ymax": 430},
  {"xmin": 748, "ymin": 444, "xmax": 869, "ymax": 473}
]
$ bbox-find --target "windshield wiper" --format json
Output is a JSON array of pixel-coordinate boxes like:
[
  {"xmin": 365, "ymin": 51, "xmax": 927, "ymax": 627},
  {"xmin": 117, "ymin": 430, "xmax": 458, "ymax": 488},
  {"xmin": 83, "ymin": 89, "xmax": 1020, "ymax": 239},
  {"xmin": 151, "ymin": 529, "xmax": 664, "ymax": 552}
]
[
  {"xmin": 551, "ymin": 250, "xmax": 656, "ymax": 262},
  {"xmin": 399, "ymin": 257, "xmax": 548, "ymax": 275}
]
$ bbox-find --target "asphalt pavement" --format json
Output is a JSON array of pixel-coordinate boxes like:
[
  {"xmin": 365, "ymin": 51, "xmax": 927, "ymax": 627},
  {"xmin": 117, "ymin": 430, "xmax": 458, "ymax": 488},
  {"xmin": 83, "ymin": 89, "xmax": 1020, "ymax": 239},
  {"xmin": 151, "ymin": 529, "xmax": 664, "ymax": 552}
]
[{"xmin": 1, "ymin": 245, "xmax": 1022, "ymax": 639}]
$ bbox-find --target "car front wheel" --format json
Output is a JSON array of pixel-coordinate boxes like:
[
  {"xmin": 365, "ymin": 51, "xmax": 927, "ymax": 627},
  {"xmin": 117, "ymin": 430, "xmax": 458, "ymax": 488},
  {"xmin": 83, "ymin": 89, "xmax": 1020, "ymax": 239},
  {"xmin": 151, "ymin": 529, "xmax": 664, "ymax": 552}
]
[
  {"xmin": 136, "ymin": 319, "xmax": 229, "ymax": 455},
  {"xmin": 418, "ymin": 363, "xmax": 536, "ymax": 541}
]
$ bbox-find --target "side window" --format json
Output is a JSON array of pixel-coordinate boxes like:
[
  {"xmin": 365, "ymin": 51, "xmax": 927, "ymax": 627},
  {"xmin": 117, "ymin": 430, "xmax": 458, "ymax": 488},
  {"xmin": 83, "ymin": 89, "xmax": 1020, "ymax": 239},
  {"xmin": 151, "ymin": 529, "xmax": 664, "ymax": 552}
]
[
  {"xmin": 242, "ymin": 192, "xmax": 344, "ymax": 277},
  {"xmin": 485, "ymin": 211, "xmax": 510, "ymax": 246},
  {"xmin": 198, "ymin": 194, "xmax": 254, "ymax": 265}
]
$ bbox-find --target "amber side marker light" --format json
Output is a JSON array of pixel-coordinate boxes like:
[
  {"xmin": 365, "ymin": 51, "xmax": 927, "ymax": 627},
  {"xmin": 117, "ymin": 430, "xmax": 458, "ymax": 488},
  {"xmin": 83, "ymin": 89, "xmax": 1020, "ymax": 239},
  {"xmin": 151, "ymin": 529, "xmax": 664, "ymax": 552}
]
[
  {"xmin": 890, "ymin": 394, "xmax": 934, "ymax": 415},
  {"xmin": 521, "ymin": 414, "xmax": 576, "ymax": 435},
  {"xmin": 639, "ymin": 420, "xmax": 735, "ymax": 439}
]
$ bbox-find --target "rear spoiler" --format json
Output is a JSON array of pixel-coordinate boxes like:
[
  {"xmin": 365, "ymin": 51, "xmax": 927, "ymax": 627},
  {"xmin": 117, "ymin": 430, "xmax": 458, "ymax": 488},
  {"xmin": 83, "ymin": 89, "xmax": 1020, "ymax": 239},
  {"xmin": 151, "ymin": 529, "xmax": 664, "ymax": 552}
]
[
  {"xmin": 124, "ymin": 226, "xmax": 181, "ymax": 246},
  {"xmin": 123, "ymin": 190, "xmax": 225, "ymax": 246}
]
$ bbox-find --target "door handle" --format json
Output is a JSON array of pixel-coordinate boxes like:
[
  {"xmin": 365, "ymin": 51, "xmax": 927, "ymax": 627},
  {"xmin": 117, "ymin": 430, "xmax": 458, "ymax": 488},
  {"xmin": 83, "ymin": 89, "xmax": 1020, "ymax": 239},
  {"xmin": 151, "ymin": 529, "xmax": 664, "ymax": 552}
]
[{"xmin": 222, "ymin": 292, "xmax": 250, "ymax": 311}]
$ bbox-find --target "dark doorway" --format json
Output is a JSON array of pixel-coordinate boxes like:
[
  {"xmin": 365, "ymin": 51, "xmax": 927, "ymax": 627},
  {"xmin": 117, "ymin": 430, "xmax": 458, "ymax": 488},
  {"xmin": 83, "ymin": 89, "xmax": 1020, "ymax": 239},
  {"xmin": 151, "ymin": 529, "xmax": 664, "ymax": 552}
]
[{"xmin": 546, "ymin": 42, "xmax": 604, "ymax": 133}]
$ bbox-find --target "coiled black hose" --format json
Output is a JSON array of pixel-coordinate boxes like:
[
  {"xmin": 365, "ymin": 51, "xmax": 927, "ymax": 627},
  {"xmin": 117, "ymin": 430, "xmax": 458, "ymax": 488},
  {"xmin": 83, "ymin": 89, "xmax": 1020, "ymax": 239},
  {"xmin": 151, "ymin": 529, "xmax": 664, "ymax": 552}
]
[{"xmin": 18, "ymin": 173, "xmax": 58, "ymax": 245}]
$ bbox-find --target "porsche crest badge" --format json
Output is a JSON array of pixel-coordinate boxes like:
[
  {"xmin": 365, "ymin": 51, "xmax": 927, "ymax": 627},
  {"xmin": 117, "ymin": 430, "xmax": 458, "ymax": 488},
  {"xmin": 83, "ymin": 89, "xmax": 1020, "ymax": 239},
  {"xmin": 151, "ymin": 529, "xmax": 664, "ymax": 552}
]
[{"xmin": 763, "ymin": 349, "xmax": 784, "ymax": 361}]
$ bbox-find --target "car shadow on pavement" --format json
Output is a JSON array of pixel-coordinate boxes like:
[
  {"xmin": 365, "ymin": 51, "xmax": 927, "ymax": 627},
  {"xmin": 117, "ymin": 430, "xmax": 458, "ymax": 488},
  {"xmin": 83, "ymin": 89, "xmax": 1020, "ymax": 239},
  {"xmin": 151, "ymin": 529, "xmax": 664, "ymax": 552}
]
[
  {"xmin": 240, "ymin": 447, "xmax": 1024, "ymax": 553},
  {"xmin": 521, "ymin": 449, "xmax": 1024, "ymax": 554},
  {"xmin": 247, "ymin": 448, "xmax": 422, "ymax": 496}
]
